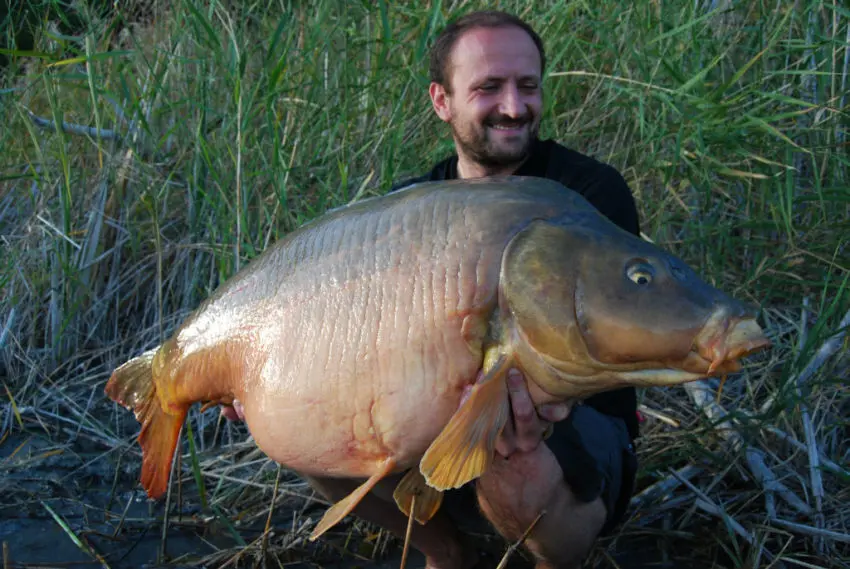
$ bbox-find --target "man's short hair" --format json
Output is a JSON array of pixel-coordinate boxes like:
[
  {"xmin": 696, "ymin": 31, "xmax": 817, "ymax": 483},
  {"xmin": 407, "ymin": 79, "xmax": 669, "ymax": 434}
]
[{"xmin": 429, "ymin": 10, "xmax": 546, "ymax": 92}]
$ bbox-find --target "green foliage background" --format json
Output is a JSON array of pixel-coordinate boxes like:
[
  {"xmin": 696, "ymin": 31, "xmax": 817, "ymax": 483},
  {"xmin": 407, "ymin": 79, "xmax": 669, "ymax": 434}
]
[{"xmin": 0, "ymin": 1, "xmax": 847, "ymax": 567}]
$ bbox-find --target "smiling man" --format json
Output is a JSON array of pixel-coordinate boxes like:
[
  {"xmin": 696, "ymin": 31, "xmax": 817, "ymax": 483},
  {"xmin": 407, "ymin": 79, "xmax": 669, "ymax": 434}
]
[
  {"xmin": 384, "ymin": 10, "xmax": 642, "ymax": 569},
  {"xmin": 426, "ymin": 16, "xmax": 544, "ymax": 177}
]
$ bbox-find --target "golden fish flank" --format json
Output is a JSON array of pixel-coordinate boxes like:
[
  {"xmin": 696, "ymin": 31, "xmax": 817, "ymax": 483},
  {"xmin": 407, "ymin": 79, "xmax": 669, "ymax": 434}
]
[{"xmin": 104, "ymin": 176, "xmax": 770, "ymax": 540}]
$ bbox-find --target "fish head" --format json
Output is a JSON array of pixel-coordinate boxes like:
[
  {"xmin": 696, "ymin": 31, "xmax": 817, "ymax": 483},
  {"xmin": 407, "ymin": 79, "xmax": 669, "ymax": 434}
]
[{"xmin": 500, "ymin": 217, "xmax": 771, "ymax": 399}]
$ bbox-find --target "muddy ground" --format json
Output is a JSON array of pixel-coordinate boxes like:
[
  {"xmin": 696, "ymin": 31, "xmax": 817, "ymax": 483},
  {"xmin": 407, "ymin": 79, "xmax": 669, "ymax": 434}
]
[
  {"xmin": 1, "ymin": 424, "xmax": 665, "ymax": 569},
  {"xmin": 0, "ymin": 424, "xmax": 415, "ymax": 568},
  {"xmin": 0, "ymin": 424, "xmax": 519, "ymax": 569}
]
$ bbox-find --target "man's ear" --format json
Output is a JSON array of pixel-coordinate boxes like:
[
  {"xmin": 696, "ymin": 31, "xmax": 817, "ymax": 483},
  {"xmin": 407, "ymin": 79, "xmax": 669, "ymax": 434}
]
[{"xmin": 429, "ymin": 82, "xmax": 452, "ymax": 123}]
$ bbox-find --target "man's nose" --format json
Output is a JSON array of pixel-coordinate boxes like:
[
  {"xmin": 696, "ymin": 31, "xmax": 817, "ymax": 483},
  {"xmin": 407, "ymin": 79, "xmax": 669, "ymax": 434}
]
[{"xmin": 499, "ymin": 84, "xmax": 524, "ymax": 118}]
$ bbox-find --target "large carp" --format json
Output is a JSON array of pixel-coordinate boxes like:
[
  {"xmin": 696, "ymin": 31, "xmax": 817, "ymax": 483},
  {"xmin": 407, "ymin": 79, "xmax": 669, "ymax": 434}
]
[{"xmin": 105, "ymin": 176, "xmax": 769, "ymax": 539}]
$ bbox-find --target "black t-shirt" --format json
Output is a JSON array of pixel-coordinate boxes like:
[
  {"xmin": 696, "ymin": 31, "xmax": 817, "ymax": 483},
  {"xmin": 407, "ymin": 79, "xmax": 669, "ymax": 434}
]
[{"xmin": 390, "ymin": 138, "xmax": 641, "ymax": 442}]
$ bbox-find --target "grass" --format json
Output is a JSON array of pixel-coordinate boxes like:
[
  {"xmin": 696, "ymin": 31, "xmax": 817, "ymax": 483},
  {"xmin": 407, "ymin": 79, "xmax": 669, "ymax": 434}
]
[{"xmin": 0, "ymin": 0, "xmax": 848, "ymax": 567}]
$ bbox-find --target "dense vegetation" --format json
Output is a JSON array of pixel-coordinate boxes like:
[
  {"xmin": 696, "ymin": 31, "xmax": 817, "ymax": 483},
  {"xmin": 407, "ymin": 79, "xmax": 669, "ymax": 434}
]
[{"xmin": 1, "ymin": 1, "xmax": 847, "ymax": 568}]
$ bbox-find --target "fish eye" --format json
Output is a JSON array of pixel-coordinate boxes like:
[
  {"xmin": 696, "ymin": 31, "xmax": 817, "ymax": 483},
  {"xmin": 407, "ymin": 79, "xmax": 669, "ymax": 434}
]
[{"xmin": 626, "ymin": 261, "xmax": 655, "ymax": 286}]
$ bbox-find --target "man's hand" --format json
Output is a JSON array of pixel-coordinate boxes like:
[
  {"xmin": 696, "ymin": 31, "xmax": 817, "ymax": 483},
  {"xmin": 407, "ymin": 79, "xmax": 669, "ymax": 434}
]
[{"xmin": 459, "ymin": 368, "xmax": 571, "ymax": 458}]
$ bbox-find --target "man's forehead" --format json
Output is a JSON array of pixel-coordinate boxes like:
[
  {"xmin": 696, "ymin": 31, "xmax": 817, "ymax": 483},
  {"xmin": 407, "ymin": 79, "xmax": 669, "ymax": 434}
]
[{"xmin": 448, "ymin": 26, "xmax": 542, "ymax": 81}]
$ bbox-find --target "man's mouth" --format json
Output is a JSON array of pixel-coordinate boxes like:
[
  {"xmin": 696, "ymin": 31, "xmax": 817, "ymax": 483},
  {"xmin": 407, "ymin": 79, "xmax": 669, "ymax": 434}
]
[{"xmin": 488, "ymin": 121, "xmax": 528, "ymax": 133}]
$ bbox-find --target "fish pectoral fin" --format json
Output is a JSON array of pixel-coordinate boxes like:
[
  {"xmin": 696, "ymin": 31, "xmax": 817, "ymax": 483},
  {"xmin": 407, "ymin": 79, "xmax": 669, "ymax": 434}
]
[
  {"xmin": 419, "ymin": 352, "xmax": 512, "ymax": 491},
  {"xmin": 393, "ymin": 468, "xmax": 444, "ymax": 525},
  {"xmin": 309, "ymin": 457, "xmax": 397, "ymax": 541}
]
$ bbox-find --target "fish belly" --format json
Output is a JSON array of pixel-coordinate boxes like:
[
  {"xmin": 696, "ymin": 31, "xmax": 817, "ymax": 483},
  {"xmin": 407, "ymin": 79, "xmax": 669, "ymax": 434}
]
[
  {"xmin": 224, "ymin": 192, "xmax": 512, "ymax": 478},
  {"xmin": 239, "ymin": 270, "xmax": 485, "ymax": 478}
]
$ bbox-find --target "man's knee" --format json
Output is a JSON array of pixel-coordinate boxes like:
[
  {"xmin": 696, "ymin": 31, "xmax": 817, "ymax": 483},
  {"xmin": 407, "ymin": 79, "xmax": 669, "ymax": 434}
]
[
  {"xmin": 529, "ymin": 490, "xmax": 607, "ymax": 568},
  {"xmin": 474, "ymin": 459, "xmax": 607, "ymax": 568}
]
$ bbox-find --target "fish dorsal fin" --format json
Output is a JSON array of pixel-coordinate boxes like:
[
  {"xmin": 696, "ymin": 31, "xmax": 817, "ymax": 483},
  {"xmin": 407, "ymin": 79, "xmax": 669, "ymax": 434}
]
[
  {"xmin": 393, "ymin": 468, "xmax": 444, "ymax": 524},
  {"xmin": 419, "ymin": 350, "xmax": 512, "ymax": 491},
  {"xmin": 309, "ymin": 457, "xmax": 397, "ymax": 541}
]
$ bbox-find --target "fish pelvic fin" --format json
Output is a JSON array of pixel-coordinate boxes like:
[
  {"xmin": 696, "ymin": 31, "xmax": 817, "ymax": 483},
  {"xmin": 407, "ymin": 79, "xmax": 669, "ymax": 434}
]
[
  {"xmin": 105, "ymin": 348, "xmax": 187, "ymax": 500},
  {"xmin": 393, "ymin": 468, "xmax": 444, "ymax": 525},
  {"xmin": 309, "ymin": 457, "xmax": 397, "ymax": 541},
  {"xmin": 419, "ymin": 352, "xmax": 512, "ymax": 491}
]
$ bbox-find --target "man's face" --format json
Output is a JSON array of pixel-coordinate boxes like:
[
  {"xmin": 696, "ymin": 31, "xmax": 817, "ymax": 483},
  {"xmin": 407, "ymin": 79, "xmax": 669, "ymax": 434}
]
[{"xmin": 431, "ymin": 25, "xmax": 543, "ymax": 168}]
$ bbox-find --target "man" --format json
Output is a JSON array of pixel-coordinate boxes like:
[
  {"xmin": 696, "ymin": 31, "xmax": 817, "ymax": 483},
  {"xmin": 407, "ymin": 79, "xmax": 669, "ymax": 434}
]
[
  {"xmin": 224, "ymin": 10, "xmax": 640, "ymax": 568},
  {"xmin": 384, "ymin": 10, "xmax": 641, "ymax": 568}
]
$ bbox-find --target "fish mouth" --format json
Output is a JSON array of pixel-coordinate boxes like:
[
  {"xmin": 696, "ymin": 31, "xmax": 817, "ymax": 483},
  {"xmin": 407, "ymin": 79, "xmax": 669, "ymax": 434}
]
[{"xmin": 690, "ymin": 310, "xmax": 772, "ymax": 375}]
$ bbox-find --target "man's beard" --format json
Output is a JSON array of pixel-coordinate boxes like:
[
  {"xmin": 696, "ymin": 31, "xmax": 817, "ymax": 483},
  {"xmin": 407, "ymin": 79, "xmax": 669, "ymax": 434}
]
[{"xmin": 452, "ymin": 114, "xmax": 539, "ymax": 168}]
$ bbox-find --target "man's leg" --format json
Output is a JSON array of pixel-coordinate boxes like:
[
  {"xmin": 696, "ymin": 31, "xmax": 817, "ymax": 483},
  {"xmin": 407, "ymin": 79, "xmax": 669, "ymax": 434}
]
[
  {"xmin": 473, "ymin": 442, "xmax": 607, "ymax": 568},
  {"xmin": 474, "ymin": 404, "xmax": 636, "ymax": 569}
]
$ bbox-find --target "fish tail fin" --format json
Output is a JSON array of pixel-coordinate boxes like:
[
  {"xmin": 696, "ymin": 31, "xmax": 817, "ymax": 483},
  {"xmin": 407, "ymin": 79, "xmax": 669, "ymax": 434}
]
[{"xmin": 105, "ymin": 348, "xmax": 187, "ymax": 499}]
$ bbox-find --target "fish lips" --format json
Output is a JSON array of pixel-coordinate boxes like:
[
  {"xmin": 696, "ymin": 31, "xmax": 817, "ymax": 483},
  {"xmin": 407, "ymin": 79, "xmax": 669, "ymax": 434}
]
[{"xmin": 692, "ymin": 314, "xmax": 772, "ymax": 374}]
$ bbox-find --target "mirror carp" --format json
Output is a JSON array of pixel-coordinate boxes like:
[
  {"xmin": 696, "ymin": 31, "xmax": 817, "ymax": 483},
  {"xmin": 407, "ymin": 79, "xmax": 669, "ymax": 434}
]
[{"xmin": 105, "ymin": 176, "xmax": 770, "ymax": 539}]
